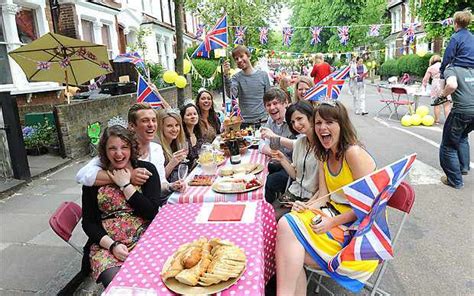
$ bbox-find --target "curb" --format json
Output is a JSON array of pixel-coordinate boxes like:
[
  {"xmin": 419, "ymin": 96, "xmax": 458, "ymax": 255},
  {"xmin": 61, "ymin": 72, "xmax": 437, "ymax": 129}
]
[{"xmin": 0, "ymin": 157, "xmax": 75, "ymax": 200}]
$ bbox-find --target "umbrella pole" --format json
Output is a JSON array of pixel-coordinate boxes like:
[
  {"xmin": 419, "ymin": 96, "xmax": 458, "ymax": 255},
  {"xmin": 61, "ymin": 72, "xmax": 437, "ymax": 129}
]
[{"xmin": 65, "ymin": 70, "xmax": 70, "ymax": 104}]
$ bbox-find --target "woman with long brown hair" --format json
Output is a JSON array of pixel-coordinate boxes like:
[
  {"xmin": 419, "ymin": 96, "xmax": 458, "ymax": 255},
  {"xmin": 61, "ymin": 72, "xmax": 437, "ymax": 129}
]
[
  {"xmin": 195, "ymin": 89, "xmax": 221, "ymax": 142},
  {"xmin": 275, "ymin": 101, "xmax": 379, "ymax": 295}
]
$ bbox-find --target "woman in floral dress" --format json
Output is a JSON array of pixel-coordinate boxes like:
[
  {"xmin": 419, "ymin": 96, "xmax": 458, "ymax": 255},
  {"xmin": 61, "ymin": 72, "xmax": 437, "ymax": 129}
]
[{"xmin": 81, "ymin": 125, "xmax": 164, "ymax": 287}]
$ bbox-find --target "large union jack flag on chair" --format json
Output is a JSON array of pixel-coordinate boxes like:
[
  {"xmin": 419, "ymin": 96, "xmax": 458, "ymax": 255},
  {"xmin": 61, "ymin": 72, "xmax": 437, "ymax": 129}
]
[
  {"xmin": 304, "ymin": 66, "xmax": 350, "ymax": 101},
  {"xmin": 191, "ymin": 15, "xmax": 228, "ymax": 58},
  {"xmin": 328, "ymin": 153, "xmax": 417, "ymax": 273},
  {"xmin": 137, "ymin": 74, "xmax": 163, "ymax": 109}
]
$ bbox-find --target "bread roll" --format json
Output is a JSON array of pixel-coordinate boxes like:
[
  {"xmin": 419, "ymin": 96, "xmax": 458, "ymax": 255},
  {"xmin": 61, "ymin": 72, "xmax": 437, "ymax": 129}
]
[{"xmin": 182, "ymin": 247, "xmax": 202, "ymax": 269}]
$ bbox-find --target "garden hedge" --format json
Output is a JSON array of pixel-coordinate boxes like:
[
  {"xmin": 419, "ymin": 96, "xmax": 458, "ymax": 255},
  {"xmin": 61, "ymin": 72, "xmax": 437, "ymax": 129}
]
[{"xmin": 379, "ymin": 53, "xmax": 433, "ymax": 79}]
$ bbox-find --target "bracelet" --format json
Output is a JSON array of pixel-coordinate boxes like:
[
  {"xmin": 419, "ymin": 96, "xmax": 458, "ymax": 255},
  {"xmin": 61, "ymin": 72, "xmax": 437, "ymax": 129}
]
[
  {"xmin": 109, "ymin": 241, "xmax": 120, "ymax": 253},
  {"xmin": 120, "ymin": 183, "xmax": 131, "ymax": 191}
]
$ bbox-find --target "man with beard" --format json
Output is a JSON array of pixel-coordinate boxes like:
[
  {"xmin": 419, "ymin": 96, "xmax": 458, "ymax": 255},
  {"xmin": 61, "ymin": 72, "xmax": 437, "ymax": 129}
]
[
  {"xmin": 76, "ymin": 103, "xmax": 185, "ymax": 196},
  {"xmin": 223, "ymin": 45, "xmax": 271, "ymax": 129},
  {"xmin": 259, "ymin": 88, "xmax": 296, "ymax": 205}
]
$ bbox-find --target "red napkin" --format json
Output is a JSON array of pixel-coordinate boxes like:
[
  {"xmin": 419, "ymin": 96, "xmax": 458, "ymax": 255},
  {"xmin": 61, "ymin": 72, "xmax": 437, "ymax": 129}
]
[{"xmin": 208, "ymin": 204, "xmax": 246, "ymax": 221}]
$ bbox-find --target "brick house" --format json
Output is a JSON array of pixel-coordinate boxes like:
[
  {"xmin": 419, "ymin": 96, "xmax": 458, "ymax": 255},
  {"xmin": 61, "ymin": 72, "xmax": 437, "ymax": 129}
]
[{"xmin": 384, "ymin": 0, "xmax": 444, "ymax": 60}]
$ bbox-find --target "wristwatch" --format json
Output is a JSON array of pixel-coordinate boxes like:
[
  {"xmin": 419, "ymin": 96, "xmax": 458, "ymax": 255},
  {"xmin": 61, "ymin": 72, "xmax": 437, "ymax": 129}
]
[{"xmin": 120, "ymin": 183, "xmax": 131, "ymax": 191}]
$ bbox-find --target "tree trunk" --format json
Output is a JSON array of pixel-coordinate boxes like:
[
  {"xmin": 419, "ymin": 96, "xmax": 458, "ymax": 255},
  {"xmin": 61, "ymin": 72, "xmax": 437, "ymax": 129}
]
[{"xmin": 175, "ymin": 0, "xmax": 185, "ymax": 107}]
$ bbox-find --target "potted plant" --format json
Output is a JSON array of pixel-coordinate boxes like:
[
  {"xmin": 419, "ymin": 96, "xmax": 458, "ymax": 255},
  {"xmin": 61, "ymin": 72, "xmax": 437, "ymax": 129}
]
[
  {"xmin": 22, "ymin": 121, "xmax": 57, "ymax": 155},
  {"xmin": 22, "ymin": 125, "xmax": 46, "ymax": 155}
]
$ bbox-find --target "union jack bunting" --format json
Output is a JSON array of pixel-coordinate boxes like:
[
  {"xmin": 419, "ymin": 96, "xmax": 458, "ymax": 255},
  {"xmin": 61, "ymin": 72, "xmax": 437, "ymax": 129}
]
[
  {"xmin": 191, "ymin": 14, "xmax": 228, "ymax": 58},
  {"xmin": 229, "ymin": 84, "xmax": 241, "ymax": 117},
  {"xmin": 441, "ymin": 18, "xmax": 453, "ymax": 27},
  {"xmin": 304, "ymin": 66, "xmax": 350, "ymax": 101},
  {"xmin": 338, "ymin": 26, "xmax": 350, "ymax": 45},
  {"xmin": 113, "ymin": 52, "xmax": 146, "ymax": 72},
  {"xmin": 327, "ymin": 153, "xmax": 416, "ymax": 272},
  {"xmin": 402, "ymin": 23, "xmax": 419, "ymax": 44},
  {"xmin": 282, "ymin": 27, "xmax": 294, "ymax": 47},
  {"xmin": 136, "ymin": 74, "xmax": 163, "ymax": 109},
  {"xmin": 36, "ymin": 61, "xmax": 51, "ymax": 70},
  {"xmin": 59, "ymin": 57, "xmax": 71, "ymax": 69},
  {"xmin": 368, "ymin": 24, "xmax": 381, "ymax": 37},
  {"xmin": 195, "ymin": 24, "xmax": 205, "ymax": 38},
  {"xmin": 234, "ymin": 26, "xmax": 246, "ymax": 45},
  {"xmin": 87, "ymin": 75, "xmax": 107, "ymax": 91},
  {"xmin": 259, "ymin": 27, "xmax": 269, "ymax": 45},
  {"xmin": 310, "ymin": 26, "xmax": 322, "ymax": 46}
]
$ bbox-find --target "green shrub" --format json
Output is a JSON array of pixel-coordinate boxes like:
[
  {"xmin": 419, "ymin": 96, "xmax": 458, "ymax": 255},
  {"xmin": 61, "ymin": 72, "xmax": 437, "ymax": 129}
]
[
  {"xmin": 379, "ymin": 59, "xmax": 399, "ymax": 77},
  {"xmin": 147, "ymin": 62, "xmax": 166, "ymax": 88},
  {"xmin": 190, "ymin": 59, "xmax": 222, "ymax": 95}
]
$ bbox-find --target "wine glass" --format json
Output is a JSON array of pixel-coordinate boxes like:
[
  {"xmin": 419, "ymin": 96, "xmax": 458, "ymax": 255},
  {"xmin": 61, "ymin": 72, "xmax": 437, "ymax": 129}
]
[
  {"xmin": 181, "ymin": 142, "xmax": 190, "ymax": 163},
  {"xmin": 178, "ymin": 163, "xmax": 189, "ymax": 181}
]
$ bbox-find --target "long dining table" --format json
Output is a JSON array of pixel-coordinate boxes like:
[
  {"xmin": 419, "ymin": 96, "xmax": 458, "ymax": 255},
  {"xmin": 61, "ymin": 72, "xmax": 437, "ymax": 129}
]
[
  {"xmin": 103, "ymin": 200, "xmax": 277, "ymax": 296},
  {"xmin": 167, "ymin": 148, "xmax": 270, "ymax": 204}
]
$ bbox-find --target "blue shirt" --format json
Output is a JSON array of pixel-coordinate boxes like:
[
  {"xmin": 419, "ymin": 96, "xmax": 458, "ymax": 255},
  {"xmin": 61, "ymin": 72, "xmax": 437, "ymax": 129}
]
[{"xmin": 440, "ymin": 28, "xmax": 474, "ymax": 78}]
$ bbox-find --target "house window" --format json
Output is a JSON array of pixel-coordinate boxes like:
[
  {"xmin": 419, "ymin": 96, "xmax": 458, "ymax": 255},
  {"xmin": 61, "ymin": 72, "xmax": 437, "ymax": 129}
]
[
  {"xmin": 16, "ymin": 7, "xmax": 38, "ymax": 44},
  {"xmin": 156, "ymin": 36, "xmax": 163, "ymax": 65},
  {"xmin": 0, "ymin": 10, "xmax": 12, "ymax": 84},
  {"xmin": 81, "ymin": 19, "xmax": 94, "ymax": 42},
  {"xmin": 101, "ymin": 25, "xmax": 112, "ymax": 58}
]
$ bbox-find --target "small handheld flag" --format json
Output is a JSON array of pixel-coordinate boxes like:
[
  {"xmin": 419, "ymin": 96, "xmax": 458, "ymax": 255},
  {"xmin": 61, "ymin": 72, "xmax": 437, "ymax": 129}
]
[
  {"xmin": 191, "ymin": 15, "xmax": 228, "ymax": 58},
  {"xmin": 137, "ymin": 74, "xmax": 163, "ymax": 109},
  {"xmin": 304, "ymin": 66, "xmax": 350, "ymax": 101}
]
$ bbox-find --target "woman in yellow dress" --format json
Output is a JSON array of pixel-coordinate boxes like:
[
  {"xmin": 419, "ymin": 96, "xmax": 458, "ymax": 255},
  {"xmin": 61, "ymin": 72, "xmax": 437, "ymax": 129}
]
[{"xmin": 275, "ymin": 101, "xmax": 379, "ymax": 295}]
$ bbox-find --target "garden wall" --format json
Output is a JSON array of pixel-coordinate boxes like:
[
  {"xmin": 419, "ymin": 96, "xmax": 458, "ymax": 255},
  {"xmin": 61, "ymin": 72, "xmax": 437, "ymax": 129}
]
[{"xmin": 19, "ymin": 83, "xmax": 192, "ymax": 159}]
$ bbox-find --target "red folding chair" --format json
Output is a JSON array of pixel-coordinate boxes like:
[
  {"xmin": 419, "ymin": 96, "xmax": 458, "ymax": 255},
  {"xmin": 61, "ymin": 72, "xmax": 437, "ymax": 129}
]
[
  {"xmin": 49, "ymin": 201, "xmax": 83, "ymax": 254},
  {"xmin": 390, "ymin": 87, "xmax": 414, "ymax": 120},
  {"xmin": 306, "ymin": 181, "xmax": 416, "ymax": 296},
  {"xmin": 376, "ymin": 85, "xmax": 396, "ymax": 117}
]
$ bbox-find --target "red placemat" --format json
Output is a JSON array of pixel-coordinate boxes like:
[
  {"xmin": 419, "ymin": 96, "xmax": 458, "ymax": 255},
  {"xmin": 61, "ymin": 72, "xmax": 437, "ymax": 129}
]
[{"xmin": 208, "ymin": 204, "xmax": 246, "ymax": 221}]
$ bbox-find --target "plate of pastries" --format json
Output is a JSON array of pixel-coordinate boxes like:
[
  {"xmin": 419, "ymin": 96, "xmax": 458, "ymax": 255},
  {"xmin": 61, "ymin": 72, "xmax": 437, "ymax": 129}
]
[
  {"xmin": 218, "ymin": 163, "xmax": 264, "ymax": 177},
  {"xmin": 161, "ymin": 237, "xmax": 247, "ymax": 294}
]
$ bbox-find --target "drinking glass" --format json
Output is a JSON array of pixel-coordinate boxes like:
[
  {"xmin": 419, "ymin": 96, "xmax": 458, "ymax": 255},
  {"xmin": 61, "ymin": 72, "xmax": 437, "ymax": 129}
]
[
  {"xmin": 181, "ymin": 142, "xmax": 189, "ymax": 163},
  {"xmin": 178, "ymin": 163, "xmax": 188, "ymax": 180},
  {"xmin": 269, "ymin": 136, "xmax": 280, "ymax": 152}
]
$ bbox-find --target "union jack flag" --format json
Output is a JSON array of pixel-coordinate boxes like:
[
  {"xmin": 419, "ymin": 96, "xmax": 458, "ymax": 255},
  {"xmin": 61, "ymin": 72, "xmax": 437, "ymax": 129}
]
[
  {"xmin": 234, "ymin": 26, "xmax": 246, "ymax": 45},
  {"xmin": 195, "ymin": 23, "xmax": 205, "ymax": 38},
  {"xmin": 136, "ymin": 74, "xmax": 163, "ymax": 109},
  {"xmin": 310, "ymin": 26, "xmax": 322, "ymax": 46},
  {"xmin": 403, "ymin": 23, "xmax": 419, "ymax": 44},
  {"xmin": 259, "ymin": 27, "xmax": 269, "ymax": 45},
  {"xmin": 441, "ymin": 18, "xmax": 453, "ymax": 27},
  {"xmin": 36, "ymin": 61, "xmax": 51, "ymax": 70},
  {"xmin": 327, "ymin": 153, "xmax": 416, "ymax": 272},
  {"xmin": 191, "ymin": 15, "xmax": 228, "ymax": 58},
  {"xmin": 304, "ymin": 66, "xmax": 350, "ymax": 101},
  {"xmin": 338, "ymin": 26, "xmax": 350, "ymax": 45},
  {"xmin": 113, "ymin": 52, "xmax": 146, "ymax": 72},
  {"xmin": 369, "ymin": 24, "xmax": 381, "ymax": 37},
  {"xmin": 282, "ymin": 27, "xmax": 294, "ymax": 47}
]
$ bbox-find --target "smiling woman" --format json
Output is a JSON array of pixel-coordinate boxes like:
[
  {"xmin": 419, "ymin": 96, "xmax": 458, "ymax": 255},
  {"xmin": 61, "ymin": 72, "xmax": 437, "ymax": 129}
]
[
  {"xmin": 81, "ymin": 125, "xmax": 163, "ymax": 288},
  {"xmin": 156, "ymin": 109, "xmax": 189, "ymax": 182},
  {"xmin": 180, "ymin": 103, "xmax": 204, "ymax": 167}
]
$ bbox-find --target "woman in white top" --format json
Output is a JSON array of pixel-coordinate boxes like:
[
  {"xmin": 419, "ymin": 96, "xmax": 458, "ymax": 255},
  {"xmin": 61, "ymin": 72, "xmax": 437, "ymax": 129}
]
[{"xmin": 270, "ymin": 101, "xmax": 319, "ymax": 220}]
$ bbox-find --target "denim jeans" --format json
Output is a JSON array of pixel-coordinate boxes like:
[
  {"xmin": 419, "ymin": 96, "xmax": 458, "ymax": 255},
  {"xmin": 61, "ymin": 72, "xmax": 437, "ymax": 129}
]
[{"xmin": 439, "ymin": 111, "xmax": 474, "ymax": 188}]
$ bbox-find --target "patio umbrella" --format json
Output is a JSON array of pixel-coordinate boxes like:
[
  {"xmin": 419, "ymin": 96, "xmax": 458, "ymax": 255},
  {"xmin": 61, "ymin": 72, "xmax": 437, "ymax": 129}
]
[{"xmin": 8, "ymin": 32, "xmax": 113, "ymax": 103}]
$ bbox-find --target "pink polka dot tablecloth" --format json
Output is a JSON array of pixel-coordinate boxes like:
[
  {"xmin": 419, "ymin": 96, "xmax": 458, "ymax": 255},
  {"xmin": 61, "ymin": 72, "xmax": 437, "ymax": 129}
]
[
  {"xmin": 167, "ymin": 149, "xmax": 269, "ymax": 204},
  {"xmin": 104, "ymin": 200, "xmax": 277, "ymax": 296}
]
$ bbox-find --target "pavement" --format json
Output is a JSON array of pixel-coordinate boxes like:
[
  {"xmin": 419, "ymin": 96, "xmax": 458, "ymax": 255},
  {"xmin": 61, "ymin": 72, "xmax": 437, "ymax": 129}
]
[{"xmin": 0, "ymin": 83, "xmax": 472, "ymax": 295}]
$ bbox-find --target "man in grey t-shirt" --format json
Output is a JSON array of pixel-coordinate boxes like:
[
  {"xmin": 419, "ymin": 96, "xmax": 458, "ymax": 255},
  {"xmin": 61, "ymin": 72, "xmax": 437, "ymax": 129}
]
[
  {"xmin": 438, "ymin": 65, "xmax": 474, "ymax": 189},
  {"xmin": 224, "ymin": 45, "xmax": 271, "ymax": 128}
]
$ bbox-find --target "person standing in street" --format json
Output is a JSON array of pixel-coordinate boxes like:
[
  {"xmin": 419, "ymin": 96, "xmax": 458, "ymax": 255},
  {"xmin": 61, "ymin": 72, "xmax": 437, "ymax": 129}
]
[
  {"xmin": 223, "ymin": 45, "xmax": 271, "ymax": 129},
  {"xmin": 310, "ymin": 53, "xmax": 331, "ymax": 84},
  {"xmin": 434, "ymin": 10, "xmax": 474, "ymax": 189},
  {"xmin": 350, "ymin": 57, "xmax": 369, "ymax": 115}
]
